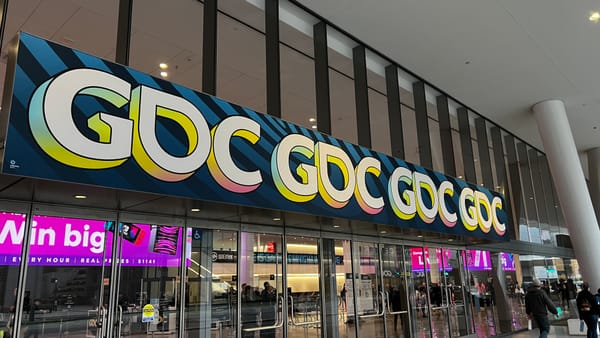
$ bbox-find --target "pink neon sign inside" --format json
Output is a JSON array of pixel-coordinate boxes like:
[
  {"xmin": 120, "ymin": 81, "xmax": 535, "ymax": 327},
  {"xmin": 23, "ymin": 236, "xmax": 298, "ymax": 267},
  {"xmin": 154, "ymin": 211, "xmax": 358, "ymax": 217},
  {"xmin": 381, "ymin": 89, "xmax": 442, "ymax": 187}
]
[{"xmin": 0, "ymin": 213, "xmax": 183, "ymax": 267}]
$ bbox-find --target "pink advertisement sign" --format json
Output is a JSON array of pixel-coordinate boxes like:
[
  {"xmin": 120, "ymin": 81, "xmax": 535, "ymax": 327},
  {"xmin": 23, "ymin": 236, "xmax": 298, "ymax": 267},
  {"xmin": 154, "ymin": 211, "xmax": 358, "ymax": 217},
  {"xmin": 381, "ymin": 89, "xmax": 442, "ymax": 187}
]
[
  {"xmin": 410, "ymin": 247, "xmax": 452, "ymax": 271},
  {"xmin": 464, "ymin": 250, "xmax": 492, "ymax": 271},
  {"xmin": 0, "ymin": 213, "xmax": 183, "ymax": 267}
]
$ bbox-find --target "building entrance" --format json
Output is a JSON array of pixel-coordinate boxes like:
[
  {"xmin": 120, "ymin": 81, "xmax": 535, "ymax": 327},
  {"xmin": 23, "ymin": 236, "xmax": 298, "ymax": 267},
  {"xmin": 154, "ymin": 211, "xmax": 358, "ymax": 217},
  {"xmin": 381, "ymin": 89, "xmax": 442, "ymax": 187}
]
[{"xmin": 7, "ymin": 211, "xmax": 494, "ymax": 338}]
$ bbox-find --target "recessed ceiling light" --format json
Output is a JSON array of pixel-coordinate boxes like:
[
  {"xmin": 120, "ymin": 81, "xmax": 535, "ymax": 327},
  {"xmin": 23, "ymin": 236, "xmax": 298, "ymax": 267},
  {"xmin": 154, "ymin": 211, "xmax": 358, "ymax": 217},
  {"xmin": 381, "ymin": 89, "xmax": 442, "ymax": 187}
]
[
  {"xmin": 272, "ymin": 217, "xmax": 281, "ymax": 221},
  {"xmin": 159, "ymin": 63, "xmax": 168, "ymax": 69},
  {"xmin": 480, "ymin": 184, "xmax": 484, "ymax": 186},
  {"xmin": 380, "ymin": 230, "xmax": 387, "ymax": 234},
  {"xmin": 333, "ymin": 225, "xmax": 340, "ymax": 228},
  {"xmin": 589, "ymin": 11, "xmax": 600, "ymax": 22},
  {"xmin": 309, "ymin": 118, "xmax": 316, "ymax": 122},
  {"xmin": 190, "ymin": 208, "xmax": 201, "ymax": 212},
  {"xmin": 417, "ymin": 235, "xmax": 423, "ymax": 238},
  {"xmin": 529, "ymin": 196, "xmax": 534, "ymax": 200},
  {"xmin": 458, "ymin": 175, "xmax": 463, "ymax": 179},
  {"xmin": 448, "ymin": 238, "xmax": 454, "ymax": 242},
  {"xmin": 311, "ymin": 125, "xmax": 317, "ymax": 129},
  {"xmin": 496, "ymin": 186, "xmax": 501, "ymax": 189},
  {"xmin": 160, "ymin": 71, "xmax": 168, "ymax": 78},
  {"xmin": 74, "ymin": 195, "xmax": 87, "ymax": 199}
]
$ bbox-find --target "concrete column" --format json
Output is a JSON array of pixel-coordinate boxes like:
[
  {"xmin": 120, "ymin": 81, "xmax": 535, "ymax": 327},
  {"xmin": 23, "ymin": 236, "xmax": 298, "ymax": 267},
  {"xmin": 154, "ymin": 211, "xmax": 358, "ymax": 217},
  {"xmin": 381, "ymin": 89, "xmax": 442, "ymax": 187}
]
[
  {"xmin": 532, "ymin": 100, "xmax": 600, "ymax": 289},
  {"xmin": 587, "ymin": 147, "xmax": 600, "ymax": 223}
]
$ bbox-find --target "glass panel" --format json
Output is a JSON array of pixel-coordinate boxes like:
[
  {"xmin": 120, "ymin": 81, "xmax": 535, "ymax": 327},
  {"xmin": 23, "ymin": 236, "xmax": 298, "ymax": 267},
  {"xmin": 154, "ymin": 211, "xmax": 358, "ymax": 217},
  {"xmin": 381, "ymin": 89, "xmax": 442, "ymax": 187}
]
[
  {"xmin": 131, "ymin": 0, "xmax": 204, "ymax": 92},
  {"xmin": 20, "ymin": 214, "xmax": 109, "ymax": 338},
  {"xmin": 0, "ymin": 212, "xmax": 23, "ymax": 337},
  {"xmin": 466, "ymin": 250, "xmax": 498, "ymax": 337},
  {"xmin": 446, "ymin": 249, "xmax": 470, "ymax": 337},
  {"xmin": 406, "ymin": 246, "xmax": 430, "ymax": 338},
  {"xmin": 369, "ymin": 89, "xmax": 392, "ymax": 156},
  {"xmin": 429, "ymin": 119, "xmax": 444, "ymax": 172},
  {"xmin": 423, "ymin": 247, "xmax": 451, "ymax": 338},
  {"xmin": 116, "ymin": 222, "xmax": 183, "ymax": 336},
  {"xmin": 381, "ymin": 244, "xmax": 409, "ymax": 338},
  {"xmin": 185, "ymin": 229, "xmax": 238, "ymax": 337},
  {"xmin": 280, "ymin": 44, "xmax": 317, "ymax": 129},
  {"xmin": 353, "ymin": 242, "xmax": 384, "ymax": 338},
  {"xmin": 402, "ymin": 106, "xmax": 420, "ymax": 165},
  {"xmin": 240, "ymin": 232, "xmax": 283, "ymax": 338},
  {"xmin": 287, "ymin": 236, "xmax": 321, "ymax": 337},
  {"xmin": 217, "ymin": 12, "xmax": 266, "ymax": 113},
  {"xmin": 1, "ymin": 0, "xmax": 119, "ymax": 118},
  {"xmin": 330, "ymin": 69, "xmax": 358, "ymax": 143},
  {"xmin": 338, "ymin": 239, "xmax": 357, "ymax": 338},
  {"xmin": 219, "ymin": 0, "xmax": 265, "ymax": 32}
]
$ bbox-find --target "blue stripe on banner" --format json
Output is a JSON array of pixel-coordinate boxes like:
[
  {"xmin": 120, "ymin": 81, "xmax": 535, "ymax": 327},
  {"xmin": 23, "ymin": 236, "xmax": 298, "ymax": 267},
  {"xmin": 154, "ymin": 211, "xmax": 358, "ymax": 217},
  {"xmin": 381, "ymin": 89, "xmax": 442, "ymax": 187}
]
[
  {"xmin": 73, "ymin": 50, "xmax": 112, "ymax": 73},
  {"xmin": 13, "ymin": 65, "xmax": 37, "ymax": 109},
  {"xmin": 21, "ymin": 35, "xmax": 67, "ymax": 75}
]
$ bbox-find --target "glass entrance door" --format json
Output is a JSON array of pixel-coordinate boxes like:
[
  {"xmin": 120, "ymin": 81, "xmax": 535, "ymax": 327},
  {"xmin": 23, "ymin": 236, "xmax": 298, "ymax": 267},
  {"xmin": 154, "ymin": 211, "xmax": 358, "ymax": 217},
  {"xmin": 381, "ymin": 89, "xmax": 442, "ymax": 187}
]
[
  {"xmin": 353, "ymin": 241, "xmax": 385, "ymax": 338},
  {"xmin": 184, "ymin": 228, "xmax": 238, "ymax": 338},
  {"xmin": 239, "ymin": 232, "xmax": 284, "ymax": 338},
  {"xmin": 106, "ymin": 221, "xmax": 184, "ymax": 337},
  {"xmin": 406, "ymin": 246, "xmax": 431, "ymax": 338},
  {"xmin": 423, "ymin": 246, "xmax": 451, "ymax": 337},
  {"xmin": 381, "ymin": 244, "xmax": 410, "ymax": 338},
  {"xmin": 286, "ymin": 235, "xmax": 321, "ymax": 337}
]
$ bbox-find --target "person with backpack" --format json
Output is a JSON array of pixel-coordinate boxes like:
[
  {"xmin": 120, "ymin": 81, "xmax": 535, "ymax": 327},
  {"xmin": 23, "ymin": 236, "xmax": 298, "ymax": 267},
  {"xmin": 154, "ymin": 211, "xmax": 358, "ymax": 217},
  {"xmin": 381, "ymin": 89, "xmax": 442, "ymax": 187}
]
[
  {"xmin": 525, "ymin": 279, "xmax": 558, "ymax": 338},
  {"xmin": 576, "ymin": 282, "xmax": 599, "ymax": 338}
]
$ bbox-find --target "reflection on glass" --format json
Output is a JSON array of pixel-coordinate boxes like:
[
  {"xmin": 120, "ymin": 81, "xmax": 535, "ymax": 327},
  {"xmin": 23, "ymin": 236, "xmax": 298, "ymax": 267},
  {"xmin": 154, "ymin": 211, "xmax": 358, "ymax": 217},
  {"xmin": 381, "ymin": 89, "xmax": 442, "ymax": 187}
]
[
  {"xmin": 118, "ymin": 222, "xmax": 183, "ymax": 336},
  {"xmin": 18, "ymin": 214, "xmax": 109, "ymax": 338},
  {"xmin": 337, "ymin": 239, "xmax": 357, "ymax": 338},
  {"xmin": 185, "ymin": 229, "xmax": 237, "ymax": 337},
  {"xmin": 353, "ymin": 242, "xmax": 385, "ymax": 338},
  {"xmin": 423, "ymin": 247, "xmax": 451, "ymax": 338},
  {"xmin": 382, "ymin": 244, "xmax": 409, "ymax": 338},
  {"xmin": 240, "ymin": 232, "xmax": 283, "ymax": 338},
  {"xmin": 217, "ymin": 12, "xmax": 266, "ymax": 114},
  {"xmin": 406, "ymin": 246, "xmax": 431, "ymax": 338},
  {"xmin": 286, "ymin": 236, "xmax": 320, "ymax": 337}
]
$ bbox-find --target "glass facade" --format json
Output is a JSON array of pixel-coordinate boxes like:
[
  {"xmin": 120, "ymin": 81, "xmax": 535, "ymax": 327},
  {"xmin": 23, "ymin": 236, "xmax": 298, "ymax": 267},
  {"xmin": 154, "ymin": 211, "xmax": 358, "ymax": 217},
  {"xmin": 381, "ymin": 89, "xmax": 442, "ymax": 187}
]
[{"xmin": 0, "ymin": 0, "xmax": 579, "ymax": 337}]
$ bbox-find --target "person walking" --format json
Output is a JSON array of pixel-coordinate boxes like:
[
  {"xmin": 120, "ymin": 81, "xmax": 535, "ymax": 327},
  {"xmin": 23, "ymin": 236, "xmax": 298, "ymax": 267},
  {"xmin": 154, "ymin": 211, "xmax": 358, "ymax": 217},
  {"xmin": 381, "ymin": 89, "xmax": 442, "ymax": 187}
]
[
  {"xmin": 576, "ymin": 282, "xmax": 599, "ymax": 338},
  {"xmin": 525, "ymin": 279, "xmax": 558, "ymax": 338}
]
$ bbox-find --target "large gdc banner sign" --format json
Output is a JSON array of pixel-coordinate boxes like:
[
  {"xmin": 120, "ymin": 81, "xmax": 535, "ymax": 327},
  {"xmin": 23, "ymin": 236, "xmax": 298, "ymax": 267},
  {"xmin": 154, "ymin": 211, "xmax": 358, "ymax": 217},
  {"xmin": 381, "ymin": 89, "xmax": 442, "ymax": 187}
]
[{"xmin": 0, "ymin": 33, "xmax": 509, "ymax": 240}]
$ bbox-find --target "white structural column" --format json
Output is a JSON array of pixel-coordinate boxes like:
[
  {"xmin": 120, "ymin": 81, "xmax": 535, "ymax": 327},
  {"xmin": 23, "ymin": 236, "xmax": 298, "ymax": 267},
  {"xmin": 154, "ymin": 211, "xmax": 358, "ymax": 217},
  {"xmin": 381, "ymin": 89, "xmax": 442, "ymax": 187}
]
[
  {"xmin": 587, "ymin": 147, "xmax": 600, "ymax": 221},
  {"xmin": 532, "ymin": 100, "xmax": 600, "ymax": 289}
]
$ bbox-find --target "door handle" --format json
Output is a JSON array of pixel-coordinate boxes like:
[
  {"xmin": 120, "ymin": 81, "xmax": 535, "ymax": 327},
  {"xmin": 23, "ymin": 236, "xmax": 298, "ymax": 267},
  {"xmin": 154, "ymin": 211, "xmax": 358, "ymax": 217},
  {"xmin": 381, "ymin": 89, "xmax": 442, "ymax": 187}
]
[
  {"xmin": 289, "ymin": 295, "xmax": 320, "ymax": 326},
  {"xmin": 242, "ymin": 296, "xmax": 285, "ymax": 332},
  {"xmin": 359, "ymin": 291, "xmax": 385, "ymax": 318},
  {"xmin": 385, "ymin": 290, "xmax": 408, "ymax": 315}
]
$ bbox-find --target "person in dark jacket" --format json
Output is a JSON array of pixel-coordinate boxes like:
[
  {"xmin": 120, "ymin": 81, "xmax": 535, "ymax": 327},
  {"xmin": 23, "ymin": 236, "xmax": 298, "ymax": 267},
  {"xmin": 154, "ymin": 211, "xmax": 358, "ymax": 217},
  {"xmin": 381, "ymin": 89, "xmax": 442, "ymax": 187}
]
[
  {"xmin": 525, "ymin": 279, "xmax": 558, "ymax": 338},
  {"xmin": 576, "ymin": 282, "xmax": 599, "ymax": 338}
]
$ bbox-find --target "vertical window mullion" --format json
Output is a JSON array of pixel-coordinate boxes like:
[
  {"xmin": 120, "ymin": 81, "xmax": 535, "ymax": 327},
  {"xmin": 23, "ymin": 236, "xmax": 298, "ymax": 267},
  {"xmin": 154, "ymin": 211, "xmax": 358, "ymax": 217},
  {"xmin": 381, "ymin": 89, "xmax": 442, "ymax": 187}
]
[
  {"xmin": 353, "ymin": 45, "xmax": 370, "ymax": 147},
  {"xmin": 436, "ymin": 95, "xmax": 456, "ymax": 176},
  {"xmin": 475, "ymin": 118, "xmax": 494, "ymax": 187},
  {"xmin": 265, "ymin": 0, "xmax": 281, "ymax": 117},
  {"xmin": 412, "ymin": 81, "xmax": 432, "ymax": 168},
  {"xmin": 385, "ymin": 65, "xmax": 404, "ymax": 159},
  {"xmin": 202, "ymin": 0, "xmax": 217, "ymax": 95},
  {"xmin": 458, "ymin": 107, "xmax": 476, "ymax": 182},
  {"xmin": 116, "ymin": 0, "xmax": 133, "ymax": 66},
  {"xmin": 313, "ymin": 22, "xmax": 331, "ymax": 134}
]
